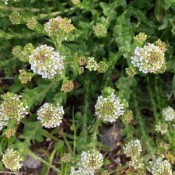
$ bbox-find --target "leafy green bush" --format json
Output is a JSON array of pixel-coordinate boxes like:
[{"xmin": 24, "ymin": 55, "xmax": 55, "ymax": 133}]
[{"xmin": 1, "ymin": 0, "xmax": 175, "ymax": 174}]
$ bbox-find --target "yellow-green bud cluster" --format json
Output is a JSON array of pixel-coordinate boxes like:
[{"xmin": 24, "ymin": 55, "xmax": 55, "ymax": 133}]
[
  {"xmin": 162, "ymin": 106, "xmax": 175, "ymax": 122},
  {"xmin": 155, "ymin": 122, "xmax": 168, "ymax": 135},
  {"xmin": 95, "ymin": 93, "xmax": 124, "ymax": 123},
  {"xmin": 9, "ymin": 11, "xmax": 22, "ymax": 24},
  {"xmin": 147, "ymin": 155, "xmax": 172, "ymax": 175},
  {"xmin": 44, "ymin": 16, "xmax": 75, "ymax": 39},
  {"xmin": 61, "ymin": 153, "xmax": 73, "ymax": 163},
  {"xmin": 3, "ymin": 128, "xmax": 16, "ymax": 138},
  {"xmin": 85, "ymin": 57, "xmax": 99, "ymax": 71},
  {"xmin": 12, "ymin": 43, "xmax": 34, "ymax": 62},
  {"xmin": 0, "ymin": 92, "xmax": 28, "ymax": 130},
  {"xmin": 19, "ymin": 69, "xmax": 34, "ymax": 84},
  {"xmin": 131, "ymin": 43, "xmax": 166, "ymax": 74},
  {"xmin": 26, "ymin": 17, "xmax": 38, "ymax": 30},
  {"xmin": 2, "ymin": 149, "xmax": 23, "ymax": 171},
  {"xmin": 93, "ymin": 24, "xmax": 107, "ymax": 38},
  {"xmin": 155, "ymin": 39, "xmax": 167, "ymax": 53},
  {"xmin": 37, "ymin": 103, "xmax": 64, "ymax": 128},
  {"xmin": 78, "ymin": 56, "xmax": 86, "ymax": 66},
  {"xmin": 121, "ymin": 110, "xmax": 133, "ymax": 123},
  {"xmin": 97, "ymin": 61, "xmax": 108, "ymax": 73},
  {"xmin": 29, "ymin": 45, "xmax": 64, "ymax": 79},
  {"xmin": 134, "ymin": 32, "xmax": 147, "ymax": 45},
  {"xmin": 61, "ymin": 80, "xmax": 74, "ymax": 93},
  {"xmin": 125, "ymin": 66, "xmax": 137, "ymax": 77}
]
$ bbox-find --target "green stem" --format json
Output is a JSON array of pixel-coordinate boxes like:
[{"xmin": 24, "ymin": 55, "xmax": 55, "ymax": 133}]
[
  {"xmin": 28, "ymin": 150, "xmax": 60, "ymax": 174},
  {"xmin": 91, "ymin": 118, "xmax": 100, "ymax": 148},
  {"xmin": 133, "ymin": 92, "xmax": 154, "ymax": 155}
]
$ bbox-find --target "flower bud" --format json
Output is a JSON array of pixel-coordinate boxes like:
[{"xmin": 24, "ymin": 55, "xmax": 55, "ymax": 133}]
[
  {"xmin": 26, "ymin": 17, "xmax": 38, "ymax": 30},
  {"xmin": 61, "ymin": 80, "xmax": 74, "ymax": 93},
  {"xmin": 93, "ymin": 24, "xmax": 107, "ymax": 38},
  {"xmin": 9, "ymin": 11, "xmax": 22, "ymax": 24}
]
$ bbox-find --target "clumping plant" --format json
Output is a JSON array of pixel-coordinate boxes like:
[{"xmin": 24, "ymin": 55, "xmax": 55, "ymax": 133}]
[{"xmin": 1, "ymin": 0, "xmax": 175, "ymax": 174}]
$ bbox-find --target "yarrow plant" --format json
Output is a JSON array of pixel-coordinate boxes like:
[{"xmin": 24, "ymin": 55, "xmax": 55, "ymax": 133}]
[
  {"xmin": 131, "ymin": 43, "xmax": 166, "ymax": 74},
  {"xmin": 162, "ymin": 106, "xmax": 175, "ymax": 121},
  {"xmin": 147, "ymin": 155, "xmax": 173, "ymax": 175},
  {"xmin": 0, "ymin": 92, "xmax": 28, "ymax": 130},
  {"xmin": 95, "ymin": 93, "xmax": 124, "ymax": 123},
  {"xmin": 29, "ymin": 45, "xmax": 64, "ymax": 79},
  {"xmin": 2, "ymin": 149, "xmax": 23, "ymax": 171},
  {"xmin": 37, "ymin": 103, "xmax": 64, "ymax": 128}
]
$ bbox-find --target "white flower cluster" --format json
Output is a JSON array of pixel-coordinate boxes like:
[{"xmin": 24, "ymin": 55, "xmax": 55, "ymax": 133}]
[
  {"xmin": 147, "ymin": 155, "xmax": 172, "ymax": 175},
  {"xmin": 131, "ymin": 43, "xmax": 166, "ymax": 74},
  {"xmin": 155, "ymin": 122, "xmax": 168, "ymax": 135},
  {"xmin": 37, "ymin": 103, "xmax": 64, "ymax": 128},
  {"xmin": 29, "ymin": 45, "xmax": 64, "ymax": 79},
  {"xmin": 162, "ymin": 106, "xmax": 175, "ymax": 122},
  {"xmin": 44, "ymin": 16, "xmax": 74, "ymax": 37},
  {"xmin": 2, "ymin": 149, "xmax": 23, "ymax": 171},
  {"xmin": 124, "ymin": 139, "xmax": 144, "ymax": 170},
  {"xmin": 85, "ymin": 57, "xmax": 99, "ymax": 71},
  {"xmin": 70, "ymin": 150, "xmax": 103, "ymax": 175},
  {"xmin": 80, "ymin": 150, "xmax": 103, "ymax": 170},
  {"xmin": 123, "ymin": 139, "xmax": 142, "ymax": 158},
  {"xmin": 95, "ymin": 93, "xmax": 124, "ymax": 123},
  {"xmin": 0, "ymin": 92, "xmax": 28, "ymax": 130},
  {"xmin": 70, "ymin": 167, "xmax": 94, "ymax": 175}
]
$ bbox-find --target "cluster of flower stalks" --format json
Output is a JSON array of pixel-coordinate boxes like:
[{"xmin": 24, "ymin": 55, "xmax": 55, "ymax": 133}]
[{"xmin": 1, "ymin": 1, "xmax": 175, "ymax": 175}]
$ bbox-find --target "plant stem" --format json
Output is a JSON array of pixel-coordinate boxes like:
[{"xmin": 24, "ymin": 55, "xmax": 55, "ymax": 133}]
[
  {"xmin": 28, "ymin": 150, "xmax": 60, "ymax": 174},
  {"xmin": 91, "ymin": 118, "xmax": 100, "ymax": 148}
]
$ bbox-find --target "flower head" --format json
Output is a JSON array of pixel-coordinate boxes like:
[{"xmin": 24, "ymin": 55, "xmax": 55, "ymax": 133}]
[
  {"xmin": 29, "ymin": 45, "xmax": 64, "ymax": 79},
  {"xmin": 19, "ymin": 69, "xmax": 34, "ymax": 84},
  {"xmin": 85, "ymin": 57, "xmax": 99, "ymax": 71},
  {"xmin": 162, "ymin": 106, "xmax": 175, "ymax": 122},
  {"xmin": 61, "ymin": 80, "xmax": 74, "ymax": 93},
  {"xmin": 147, "ymin": 155, "xmax": 172, "ymax": 175},
  {"xmin": 123, "ymin": 139, "xmax": 142, "ymax": 158},
  {"xmin": 155, "ymin": 122, "xmax": 168, "ymax": 135},
  {"xmin": 131, "ymin": 43, "xmax": 166, "ymax": 74},
  {"xmin": 44, "ymin": 16, "xmax": 74, "ymax": 38},
  {"xmin": 2, "ymin": 149, "xmax": 23, "ymax": 171},
  {"xmin": 70, "ymin": 167, "xmax": 94, "ymax": 175},
  {"xmin": 37, "ymin": 103, "xmax": 64, "ymax": 128},
  {"xmin": 80, "ymin": 150, "xmax": 103, "ymax": 170},
  {"xmin": 95, "ymin": 93, "xmax": 124, "ymax": 123},
  {"xmin": 0, "ymin": 92, "xmax": 28, "ymax": 130},
  {"xmin": 93, "ymin": 24, "xmax": 107, "ymax": 38},
  {"xmin": 129, "ymin": 157, "xmax": 144, "ymax": 170}
]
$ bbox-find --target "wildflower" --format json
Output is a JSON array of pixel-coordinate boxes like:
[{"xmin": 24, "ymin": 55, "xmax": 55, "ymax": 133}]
[
  {"xmin": 2, "ymin": 149, "xmax": 23, "ymax": 171},
  {"xmin": 125, "ymin": 66, "xmax": 137, "ymax": 77},
  {"xmin": 85, "ymin": 57, "xmax": 99, "ymax": 71},
  {"xmin": 155, "ymin": 122, "xmax": 168, "ymax": 135},
  {"xmin": 80, "ymin": 150, "xmax": 103, "ymax": 170},
  {"xmin": 9, "ymin": 11, "xmax": 22, "ymax": 24},
  {"xmin": 134, "ymin": 32, "xmax": 147, "ymax": 45},
  {"xmin": 129, "ymin": 157, "xmax": 144, "ymax": 170},
  {"xmin": 19, "ymin": 69, "xmax": 34, "ymax": 84},
  {"xmin": 95, "ymin": 93, "xmax": 124, "ymax": 123},
  {"xmin": 97, "ymin": 61, "xmax": 108, "ymax": 73},
  {"xmin": 12, "ymin": 46, "xmax": 23, "ymax": 58},
  {"xmin": 162, "ymin": 106, "xmax": 175, "ymax": 122},
  {"xmin": 37, "ymin": 103, "xmax": 64, "ymax": 128},
  {"xmin": 93, "ymin": 24, "xmax": 107, "ymax": 38},
  {"xmin": 29, "ymin": 45, "xmax": 64, "ymax": 79},
  {"xmin": 61, "ymin": 153, "xmax": 73, "ymax": 163},
  {"xmin": 70, "ymin": 167, "xmax": 94, "ymax": 175},
  {"xmin": 61, "ymin": 80, "xmax": 74, "ymax": 93},
  {"xmin": 44, "ymin": 16, "xmax": 74, "ymax": 38},
  {"xmin": 123, "ymin": 139, "xmax": 142, "ymax": 158},
  {"xmin": 26, "ymin": 17, "xmax": 38, "ymax": 30},
  {"xmin": 155, "ymin": 39, "xmax": 167, "ymax": 53},
  {"xmin": 0, "ymin": 92, "xmax": 28, "ymax": 130},
  {"xmin": 4, "ymin": 128, "xmax": 16, "ymax": 138},
  {"xmin": 121, "ymin": 110, "xmax": 133, "ymax": 124},
  {"xmin": 131, "ymin": 43, "xmax": 166, "ymax": 74},
  {"xmin": 78, "ymin": 56, "xmax": 86, "ymax": 66},
  {"xmin": 147, "ymin": 155, "xmax": 172, "ymax": 175},
  {"xmin": 71, "ymin": 0, "xmax": 80, "ymax": 5}
]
